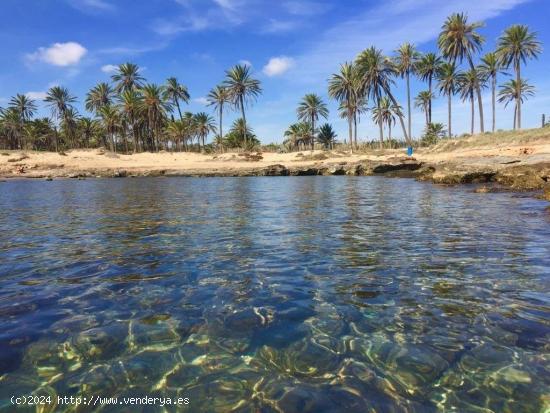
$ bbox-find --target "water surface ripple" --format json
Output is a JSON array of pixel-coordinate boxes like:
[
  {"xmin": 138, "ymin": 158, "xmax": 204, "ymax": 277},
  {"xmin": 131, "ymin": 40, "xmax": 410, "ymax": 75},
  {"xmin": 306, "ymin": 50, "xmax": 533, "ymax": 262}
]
[{"xmin": 0, "ymin": 177, "xmax": 549, "ymax": 412}]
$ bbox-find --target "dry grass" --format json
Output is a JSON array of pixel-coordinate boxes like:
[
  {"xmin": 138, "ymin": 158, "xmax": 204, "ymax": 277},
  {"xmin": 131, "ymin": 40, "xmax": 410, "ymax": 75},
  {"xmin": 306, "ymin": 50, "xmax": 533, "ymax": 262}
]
[{"xmin": 427, "ymin": 127, "xmax": 550, "ymax": 153}]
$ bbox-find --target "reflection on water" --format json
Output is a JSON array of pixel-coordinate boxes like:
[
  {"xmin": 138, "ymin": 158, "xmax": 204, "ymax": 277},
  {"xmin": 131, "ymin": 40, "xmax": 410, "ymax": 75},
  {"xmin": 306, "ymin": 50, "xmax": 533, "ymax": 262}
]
[{"xmin": 0, "ymin": 177, "xmax": 549, "ymax": 412}]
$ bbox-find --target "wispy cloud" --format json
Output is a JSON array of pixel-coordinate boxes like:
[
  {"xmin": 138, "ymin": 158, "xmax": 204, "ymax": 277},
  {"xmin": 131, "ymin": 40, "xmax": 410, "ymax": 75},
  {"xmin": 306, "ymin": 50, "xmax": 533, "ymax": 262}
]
[
  {"xmin": 25, "ymin": 91, "xmax": 48, "ymax": 100},
  {"xmin": 26, "ymin": 42, "xmax": 88, "ymax": 67},
  {"xmin": 98, "ymin": 42, "xmax": 169, "ymax": 57},
  {"xmin": 67, "ymin": 0, "xmax": 115, "ymax": 13},
  {"xmin": 194, "ymin": 97, "xmax": 209, "ymax": 105},
  {"xmin": 101, "ymin": 64, "xmax": 118, "ymax": 73},
  {"xmin": 282, "ymin": 0, "xmax": 332, "ymax": 16},
  {"xmin": 263, "ymin": 56, "xmax": 295, "ymax": 76},
  {"xmin": 292, "ymin": 0, "xmax": 533, "ymax": 83}
]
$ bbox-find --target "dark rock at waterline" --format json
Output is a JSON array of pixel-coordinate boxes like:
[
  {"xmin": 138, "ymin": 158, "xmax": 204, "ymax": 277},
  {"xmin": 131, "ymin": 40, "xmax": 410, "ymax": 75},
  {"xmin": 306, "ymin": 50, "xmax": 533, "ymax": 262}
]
[
  {"xmin": 262, "ymin": 164, "xmax": 289, "ymax": 176},
  {"xmin": 372, "ymin": 160, "xmax": 423, "ymax": 174},
  {"xmin": 112, "ymin": 170, "xmax": 128, "ymax": 178}
]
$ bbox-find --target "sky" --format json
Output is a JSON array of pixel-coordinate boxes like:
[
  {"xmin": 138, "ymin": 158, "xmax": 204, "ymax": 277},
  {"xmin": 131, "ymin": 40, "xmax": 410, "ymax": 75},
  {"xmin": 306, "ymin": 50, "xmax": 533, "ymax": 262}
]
[{"xmin": 0, "ymin": 0, "xmax": 549, "ymax": 143}]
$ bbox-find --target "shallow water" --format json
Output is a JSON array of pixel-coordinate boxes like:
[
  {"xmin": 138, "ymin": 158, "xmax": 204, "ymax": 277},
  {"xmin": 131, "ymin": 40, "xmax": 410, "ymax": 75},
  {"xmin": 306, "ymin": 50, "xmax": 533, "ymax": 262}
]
[{"xmin": 0, "ymin": 177, "xmax": 549, "ymax": 412}]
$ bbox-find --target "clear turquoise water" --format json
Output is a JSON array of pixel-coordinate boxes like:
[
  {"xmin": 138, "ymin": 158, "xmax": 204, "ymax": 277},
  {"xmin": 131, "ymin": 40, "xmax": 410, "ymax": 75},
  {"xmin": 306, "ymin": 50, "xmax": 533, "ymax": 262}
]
[{"xmin": 0, "ymin": 177, "xmax": 549, "ymax": 412}]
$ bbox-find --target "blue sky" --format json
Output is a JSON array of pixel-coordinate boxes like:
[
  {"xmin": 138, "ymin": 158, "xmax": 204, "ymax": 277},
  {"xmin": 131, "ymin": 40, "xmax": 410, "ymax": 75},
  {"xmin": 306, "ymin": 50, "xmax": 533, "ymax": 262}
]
[{"xmin": 0, "ymin": 0, "xmax": 548, "ymax": 143}]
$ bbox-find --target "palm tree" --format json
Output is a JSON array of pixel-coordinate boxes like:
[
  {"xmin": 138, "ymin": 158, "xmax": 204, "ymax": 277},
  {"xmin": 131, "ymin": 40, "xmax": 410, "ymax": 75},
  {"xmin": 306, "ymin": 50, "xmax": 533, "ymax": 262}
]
[
  {"xmin": 193, "ymin": 112, "xmax": 216, "ymax": 150},
  {"xmin": 356, "ymin": 46, "xmax": 410, "ymax": 145},
  {"xmin": 317, "ymin": 123, "xmax": 337, "ymax": 150},
  {"xmin": 118, "ymin": 89, "xmax": 144, "ymax": 152},
  {"xmin": 284, "ymin": 122, "xmax": 311, "ymax": 151},
  {"xmin": 99, "ymin": 105, "xmax": 121, "ymax": 152},
  {"xmin": 416, "ymin": 52, "xmax": 442, "ymax": 123},
  {"xmin": 207, "ymin": 85, "xmax": 231, "ymax": 141},
  {"xmin": 44, "ymin": 86, "xmax": 77, "ymax": 151},
  {"xmin": 496, "ymin": 25, "xmax": 541, "ymax": 130},
  {"xmin": 8, "ymin": 94, "xmax": 37, "ymax": 149},
  {"xmin": 438, "ymin": 12, "xmax": 486, "ymax": 132},
  {"xmin": 415, "ymin": 91, "xmax": 433, "ymax": 127},
  {"xmin": 61, "ymin": 107, "xmax": 80, "ymax": 148},
  {"xmin": 498, "ymin": 79, "xmax": 535, "ymax": 129},
  {"xmin": 328, "ymin": 62, "xmax": 361, "ymax": 151},
  {"xmin": 437, "ymin": 62, "xmax": 460, "ymax": 138},
  {"xmin": 226, "ymin": 118, "xmax": 257, "ymax": 149},
  {"xmin": 112, "ymin": 62, "xmax": 145, "ymax": 93},
  {"xmin": 394, "ymin": 43, "xmax": 420, "ymax": 139},
  {"xmin": 458, "ymin": 69, "xmax": 485, "ymax": 135},
  {"xmin": 223, "ymin": 64, "xmax": 262, "ymax": 146},
  {"xmin": 85, "ymin": 82, "xmax": 114, "ymax": 115},
  {"xmin": 163, "ymin": 77, "xmax": 190, "ymax": 120},
  {"xmin": 297, "ymin": 93, "xmax": 329, "ymax": 150},
  {"xmin": 478, "ymin": 53, "xmax": 506, "ymax": 133},
  {"xmin": 166, "ymin": 120, "xmax": 188, "ymax": 152},
  {"xmin": 141, "ymin": 84, "xmax": 169, "ymax": 151},
  {"xmin": 78, "ymin": 117, "xmax": 100, "ymax": 148}
]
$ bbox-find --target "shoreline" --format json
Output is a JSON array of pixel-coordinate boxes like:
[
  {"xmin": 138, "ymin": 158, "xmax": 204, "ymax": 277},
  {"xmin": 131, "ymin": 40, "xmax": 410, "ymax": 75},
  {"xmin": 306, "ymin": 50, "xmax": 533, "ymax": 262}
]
[{"xmin": 1, "ymin": 148, "xmax": 549, "ymax": 201}]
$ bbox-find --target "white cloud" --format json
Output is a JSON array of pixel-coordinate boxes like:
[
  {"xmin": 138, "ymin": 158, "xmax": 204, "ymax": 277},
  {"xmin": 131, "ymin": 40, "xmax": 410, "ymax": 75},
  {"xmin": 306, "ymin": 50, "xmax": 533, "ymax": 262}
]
[
  {"xmin": 261, "ymin": 19, "xmax": 298, "ymax": 33},
  {"xmin": 239, "ymin": 59, "xmax": 252, "ymax": 67},
  {"xmin": 25, "ymin": 91, "xmax": 48, "ymax": 100},
  {"xmin": 194, "ymin": 97, "xmax": 209, "ymax": 105},
  {"xmin": 262, "ymin": 56, "xmax": 295, "ymax": 77},
  {"xmin": 101, "ymin": 64, "xmax": 118, "ymax": 73},
  {"xmin": 27, "ymin": 42, "xmax": 87, "ymax": 67}
]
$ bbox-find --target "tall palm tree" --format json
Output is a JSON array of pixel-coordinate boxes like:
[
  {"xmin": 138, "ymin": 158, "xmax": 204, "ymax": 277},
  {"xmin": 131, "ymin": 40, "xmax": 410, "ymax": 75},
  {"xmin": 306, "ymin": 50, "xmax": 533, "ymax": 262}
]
[
  {"xmin": 371, "ymin": 96, "xmax": 401, "ymax": 147},
  {"xmin": 140, "ymin": 84, "xmax": 169, "ymax": 151},
  {"xmin": 227, "ymin": 118, "xmax": 256, "ymax": 149},
  {"xmin": 166, "ymin": 120, "xmax": 187, "ymax": 152},
  {"xmin": 416, "ymin": 52, "xmax": 442, "ymax": 123},
  {"xmin": 356, "ymin": 46, "xmax": 410, "ymax": 145},
  {"xmin": 496, "ymin": 25, "xmax": 541, "ymax": 130},
  {"xmin": 118, "ymin": 89, "xmax": 144, "ymax": 152},
  {"xmin": 85, "ymin": 82, "xmax": 114, "ymax": 115},
  {"xmin": 317, "ymin": 123, "xmax": 337, "ymax": 150},
  {"xmin": 61, "ymin": 107, "xmax": 80, "ymax": 148},
  {"xmin": 163, "ymin": 77, "xmax": 190, "ymax": 120},
  {"xmin": 44, "ymin": 86, "xmax": 77, "ymax": 151},
  {"xmin": 458, "ymin": 69, "xmax": 485, "ymax": 135},
  {"xmin": 328, "ymin": 62, "xmax": 361, "ymax": 151},
  {"xmin": 498, "ymin": 79, "xmax": 535, "ymax": 129},
  {"xmin": 415, "ymin": 91, "xmax": 433, "ymax": 127},
  {"xmin": 193, "ymin": 112, "xmax": 216, "ymax": 150},
  {"xmin": 437, "ymin": 62, "xmax": 461, "ymax": 138},
  {"xmin": 478, "ymin": 53, "xmax": 506, "ymax": 133},
  {"xmin": 99, "ymin": 105, "xmax": 121, "ymax": 152},
  {"xmin": 438, "ymin": 12, "xmax": 486, "ymax": 132},
  {"xmin": 223, "ymin": 64, "xmax": 262, "ymax": 146},
  {"xmin": 8, "ymin": 94, "xmax": 37, "ymax": 149},
  {"xmin": 207, "ymin": 85, "xmax": 231, "ymax": 141},
  {"xmin": 297, "ymin": 93, "xmax": 329, "ymax": 150},
  {"xmin": 112, "ymin": 63, "xmax": 145, "ymax": 93},
  {"xmin": 394, "ymin": 43, "xmax": 420, "ymax": 139}
]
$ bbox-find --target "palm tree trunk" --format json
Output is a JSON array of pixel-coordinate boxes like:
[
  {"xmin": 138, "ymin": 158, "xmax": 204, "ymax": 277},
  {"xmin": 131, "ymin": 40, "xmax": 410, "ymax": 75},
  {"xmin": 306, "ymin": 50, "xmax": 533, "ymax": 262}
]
[
  {"xmin": 448, "ymin": 94, "xmax": 452, "ymax": 138},
  {"xmin": 175, "ymin": 99, "xmax": 183, "ymax": 121},
  {"xmin": 515, "ymin": 58, "xmax": 521, "ymax": 130},
  {"xmin": 239, "ymin": 95, "xmax": 247, "ymax": 146},
  {"xmin": 311, "ymin": 117, "xmax": 315, "ymax": 151},
  {"xmin": 467, "ymin": 54, "xmax": 484, "ymax": 133},
  {"xmin": 514, "ymin": 104, "xmax": 517, "ymax": 130},
  {"xmin": 492, "ymin": 74, "xmax": 496, "ymax": 133},
  {"xmin": 347, "ymin": 112, "xmax": 353, "ymax": 154},
  {"xmin": 378, "ymin": 108, "xmax": 384, "ymax": 150},
  {"xmin": 470, "ymin": 92, "xmax": 475, "ymax": 135},
  {"xmin": 353, "ymin": 111, "xmax": 358, "ymax": 149},
  {"xmin": 388, "ymin": 121, "xmax": 392, "ymax": 141},
  {"xmin": 384, "ymin": 88, "xmax": 410, "ymax": 145},
  {"xmin": 428, "ymin": 75, "xmax": 432, "ymax": 124},
  {"xmin": 406, "ymin": 72, "xmax": 412, "ymax": 139},
  {"xmin": 219, "ymin": 105, "xmax": 223, "ymax": 140}
]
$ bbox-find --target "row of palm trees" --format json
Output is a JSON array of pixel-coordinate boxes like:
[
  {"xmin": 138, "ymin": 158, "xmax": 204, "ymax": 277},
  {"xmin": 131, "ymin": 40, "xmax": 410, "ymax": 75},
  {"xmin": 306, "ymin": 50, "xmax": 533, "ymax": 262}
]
[
  {"xmin": 0, "ymin": 62, "xmax": 263, "ymax": 152},
  {"xmin": 322, "ymin": 14, "xmax": 541, "ymax": 149}
]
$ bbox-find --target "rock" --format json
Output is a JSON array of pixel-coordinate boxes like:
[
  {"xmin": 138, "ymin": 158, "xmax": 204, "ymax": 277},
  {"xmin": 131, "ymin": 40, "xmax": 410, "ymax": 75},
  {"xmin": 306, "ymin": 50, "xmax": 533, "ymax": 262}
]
[
  {"xmin": 262, "ymin": 164, "xmax": 289, "ymax": 176},
  {"xmin": 372, "ymin": 160, "xmax": 423, "ymax": 174},
  {"xmin": 539, "ymin": 184, "xmax": 550, "ymax": 201},
  {"xmin": 112, "ymin": 170, "xmax": 128, "ymax": 178}
]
